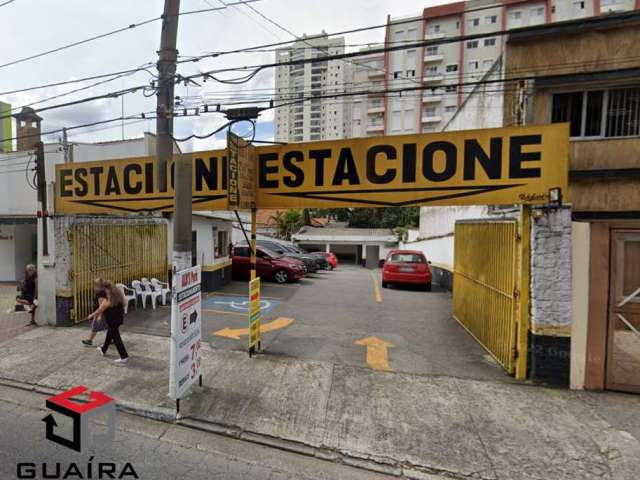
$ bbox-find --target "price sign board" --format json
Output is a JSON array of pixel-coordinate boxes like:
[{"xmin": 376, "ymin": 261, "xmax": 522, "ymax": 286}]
[
  {"xmin": 249, "ymin": 277, "xmax": 262, "ymax": 350},
  {"xmin": 227, "ymin": 131, "xmax": 256, "ymax": 210},
  {"xmin": 170, "ymin": 265, "xmax": 203, "ymax": 400}
]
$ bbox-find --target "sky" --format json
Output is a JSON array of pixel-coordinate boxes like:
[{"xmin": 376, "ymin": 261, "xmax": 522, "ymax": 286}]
[{"xmin": 0, "ymin": 0, "xmax": 455, "ymax": 152}]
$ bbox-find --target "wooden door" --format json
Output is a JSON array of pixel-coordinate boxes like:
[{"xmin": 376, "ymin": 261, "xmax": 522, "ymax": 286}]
[{"xmin": 606, "ymin": 230, "xmax": 640, "ymax": 393}]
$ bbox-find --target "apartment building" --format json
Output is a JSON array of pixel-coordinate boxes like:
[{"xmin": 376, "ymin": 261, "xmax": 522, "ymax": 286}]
[
  {"xmin": 373, "ymin": 0, "xmax": 640, "ymax": 136},
  {"xmin": 274, "ymin": 33, "xmax": 351, "ymax": 143},
  {"xmin": 349, "ymin": 46, "xmax": 386, "ymax": 138}
]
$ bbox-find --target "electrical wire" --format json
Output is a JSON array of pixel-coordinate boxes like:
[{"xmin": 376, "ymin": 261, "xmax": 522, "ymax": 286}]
[
  {"xmin": 171, "ymin": 120, "xmax": 232, "ymax": 142},
  {"xmin": 0, "ymin": 0, "xmax": 260, "ymax": 71},
  {"xmin": 0, "ymin": 0, "xmax": 16, "ymax": 8}
]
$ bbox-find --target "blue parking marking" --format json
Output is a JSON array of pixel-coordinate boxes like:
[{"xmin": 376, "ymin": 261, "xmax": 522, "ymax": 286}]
[{"xmin": 202, "ymin": 295, "xmax": 280, "ymax": 314}]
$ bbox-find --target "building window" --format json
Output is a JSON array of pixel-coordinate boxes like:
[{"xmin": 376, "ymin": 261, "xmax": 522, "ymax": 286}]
[
  {"xmin": 532, "ymin": 7, "xmax": 545, "ymax": 17},
  {"xmin": 215, "ymin": 228, "xmax": 229, "ymax": 258},
  {"xmin": 551, "ymin": 87, "xmax": 640, "ymax": 138},
  {"xmin": 573, "ymin": 1, "xmax": 585, "ymax": 10},
  {"xmin": 426, "ymin": 46, "xmax": 439, "ymax": 56},
  {"xmin": 510, "ymin": 10, "xmax": 522, "ymax": 20},
  {"xmin": 406, "ymin": 69, "xmax": 416, "ymax": 77},
  {"xmin": 485, "ymin": 15, "xmax": 497, "ymax": 24},
  {"xmin": 393, "ymin": 71, "xmax": 402, "ymax": 79},
  {"xmin": 484, "ymin": 38, "xmax": 496, "ymax": 47},
  {"xmin": 468, "ymin": 61, "xmax": 479, "ymax": 70},
  {"xmin": 427, "ymin": 24, "xmax": 441, "ymax": 34},
  {"xmin": 424, "ymin": 106, "xmax": 437, "ymax": 117},
  {"xmin": 446, "ymin": 64, "xmax": 458, "ymax": 72},
  {"xmin": 425, "ymin": 66, "xmax": 438, "ymax": 75},
  {"xmin": 482, "ymin": 59, "xmax": 493, "ymax": 70},
  {"xmin": 466, "ymin": 40, "xmax": 479, "ymax": 49},
  {"xmin": 445, "ymin": 105, "xmax": 456, "ymax": 113},
  {"xmin": 468, "ymin": 18, "xmax": 480, "ymax": 27},
  {"xmin": 445, "ymin": 85, "xmax": 457, "ymax": 93}
]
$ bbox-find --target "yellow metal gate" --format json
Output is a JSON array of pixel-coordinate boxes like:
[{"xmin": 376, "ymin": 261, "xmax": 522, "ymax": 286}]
[
  {"xmin": 70, "ymin": 222, "xmax": 168, "ymax": 322},
  {"xmin": 453, "ymin": 219, "xmax": 526, "ymax": 376}
]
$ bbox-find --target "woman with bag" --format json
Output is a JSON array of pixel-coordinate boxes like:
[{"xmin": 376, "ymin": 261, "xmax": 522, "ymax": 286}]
[
  {"xmin": 95, "ymin": 281, "xmax": 129, "ymax": 365},
  {"xmin": 82, "ymin": 278, "xmax": 108, "ymax": 347}
]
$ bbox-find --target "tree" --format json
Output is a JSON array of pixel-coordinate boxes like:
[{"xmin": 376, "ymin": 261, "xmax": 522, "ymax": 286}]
[{"xmin": 272, "ymin": 210, "xmax": 303, "ymax": 240}]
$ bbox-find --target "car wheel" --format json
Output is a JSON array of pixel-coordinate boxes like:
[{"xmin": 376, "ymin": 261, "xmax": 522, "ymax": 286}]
[
  {"xmin": 274, "ymin": 269, "xmax": 289, "ymax": 284},
  {"xmin": 327, "ymin": 264, "xmax": 333, "ymax": 271},
  {"xmin": 425, "ymin": 282, "xmax": 432, "ymax": 292},
  {"xmin": 382, "ymin": 281, "xmax": 388, "ymax": 288}
]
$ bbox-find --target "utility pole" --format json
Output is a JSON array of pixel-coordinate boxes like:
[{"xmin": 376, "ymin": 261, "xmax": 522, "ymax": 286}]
[
  {"xmin": 155, "ymin": 0, "xmax": 191, "ymax": 271},
  {"xmin": 62, "ymin": 127, "xmax": 73, "ymax": 163},
  {"xmin": 35, "ymin": 141, "xmax": 48, "ymax": 257},
  {"xmin": 156, "ymin": 0, "xmax": 180, "ymax": 194}
]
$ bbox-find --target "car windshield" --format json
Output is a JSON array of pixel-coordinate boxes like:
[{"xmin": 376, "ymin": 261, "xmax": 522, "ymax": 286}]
[
  {"xmin": 259, "ymin": 247, "xmax": 283, "ymax": 259},
  {"xmin": 389, "ymin": 253, "xmax": 425, "ymax": 263}
]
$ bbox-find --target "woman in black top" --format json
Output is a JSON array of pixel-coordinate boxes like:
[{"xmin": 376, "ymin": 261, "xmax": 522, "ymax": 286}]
[
  {"xmin": 95, "ymin": 281, "xmax": 129, "ymax": 364},
  {"xmin": 16, "ymin": 264, "xmax": 37, "ymax": 324},
  {"xmin": 82, "ymin": 278, "xmax": 108, "ymax": 346}
]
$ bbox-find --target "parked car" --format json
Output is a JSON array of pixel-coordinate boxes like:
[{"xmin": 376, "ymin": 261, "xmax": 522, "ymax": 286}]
[
  {"xmin": 232, "ymin": 246, "xmax": 305, "ymax": 283},
  {"xmin": 382, "ymin": 250, "xmax": 432, "ymax": 291},
  {"xmin": 240, "ymin": 239, "xmax": 319, "ymax": 273},
  {"xmin": 285, "ymin": 244, "xmax": 330, "ymax": 270},
  {"xmin": 311, "ymin": 251, "xmax": 338, "ymax": 270}
]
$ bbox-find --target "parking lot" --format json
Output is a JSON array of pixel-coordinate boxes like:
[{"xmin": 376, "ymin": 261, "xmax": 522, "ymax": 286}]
[{"xmin": 114, "ymin": 265, "xmax": 509, "ymax": 382}]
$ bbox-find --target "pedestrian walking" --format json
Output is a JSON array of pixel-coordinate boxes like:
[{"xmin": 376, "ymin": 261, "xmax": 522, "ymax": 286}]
[
  {"xmin": 81, "ymin": 278, "xmax": 108, "ymax": 347},
  {"xmin": 96, "ymin": 281, "xmax": 129, "ymax": 365},
  {"xmin": 15, "ymin": 264, "xmax": 38, "ymax": 325}
]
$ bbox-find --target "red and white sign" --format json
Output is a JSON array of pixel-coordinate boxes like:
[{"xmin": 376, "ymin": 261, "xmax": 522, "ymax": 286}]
[{"xmin": 170, "ymin": 265, "xmax": 203, "ymax": 400}]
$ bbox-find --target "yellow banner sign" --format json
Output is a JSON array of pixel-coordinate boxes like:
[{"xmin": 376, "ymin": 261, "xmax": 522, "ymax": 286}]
[
  {"xmin": 249, "ymin": 277, "xmax": 261, "ymax": 349},
  {"xmin": 55, "ymin": 124, "xmax": 569, "ymax": 213},
  {"xmin": 227, "ymin": 132, "xmax": 256, "ymax": 210},
  {"xmin": 55, "ymin": 152, "xmax": 227, "ymax": 214},
  {"xmin": 255, "ymin": 124, "xmax": 569, "ymax": 208}
]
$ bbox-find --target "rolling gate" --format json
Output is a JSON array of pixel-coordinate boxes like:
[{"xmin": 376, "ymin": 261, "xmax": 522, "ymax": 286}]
[
  {"xmin": 70, "ymin": 222, "xmax": 168, "ymax": 322},
  {"xmin": 453, "ymin": 218, "xmax": 529, "ymax": 379}
]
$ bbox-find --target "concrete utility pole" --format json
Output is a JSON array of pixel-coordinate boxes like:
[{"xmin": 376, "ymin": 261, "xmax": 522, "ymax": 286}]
[
  {"xmin": 156, "ymin": 0, "xmax": 180, "ymax": 194},
  {"xmin": 155, "ymin": 0, "xmax": 191, "ymax": 271},
  {"xmin": 35, "ymin": 141, "xmax": 48, "ymax": 257}
]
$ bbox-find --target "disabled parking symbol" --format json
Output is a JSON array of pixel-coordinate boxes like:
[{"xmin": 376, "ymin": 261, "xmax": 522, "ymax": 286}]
[{"xmin": 203, "ymin": 295, "xmax": 280, "ymax": 314}]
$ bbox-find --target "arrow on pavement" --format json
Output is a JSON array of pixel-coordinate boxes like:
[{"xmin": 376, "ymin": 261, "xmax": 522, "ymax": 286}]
[
  {"xmin": 355, "ymin": 336, "xmax": 394, "ymax": 372},
  {"xmin": 214, "ymin": 317, "xmax": 294, "ymax": 340}
]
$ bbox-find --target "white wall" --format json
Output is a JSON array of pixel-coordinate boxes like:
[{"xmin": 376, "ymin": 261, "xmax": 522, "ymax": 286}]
[
  {"xmin": 570, "ymin": 221, "xmax": 590, "ymax": 390},
  {"xmin": 13, "ymin": 224, "xmax": 36, "ymax": 277},
  {"xmin": 167, "ymin": 215, "xmax": 233, "ymax": 269},
  {"xmin": 0, "ymin": 224, "xmax": 16, "ymax": 281}
]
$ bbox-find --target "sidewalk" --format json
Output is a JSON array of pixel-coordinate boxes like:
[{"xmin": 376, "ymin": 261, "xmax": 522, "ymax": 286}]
[
  {"xmin": 1, "ymin": 327, "xmax": 639, "ymax": 479},
  {"xmin": 0, "ymin": 283, "xmax": 34, "ymax": 344}
]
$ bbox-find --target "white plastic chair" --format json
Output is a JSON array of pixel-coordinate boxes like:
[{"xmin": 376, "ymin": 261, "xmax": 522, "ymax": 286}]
[
  {"xmin": 132, "ymin": 280, "xmax": 151, "ymax": 309},
  {"xmin": 141, "ymin": 279, "xmax": 162, "ymax": 309},
  {"xmin": 116, "ymin": 283, "xmax": 137, "ymax": 314},
  {"xmin": 151, "ymin": 278, "xmax": 171, "ymax": 305}
]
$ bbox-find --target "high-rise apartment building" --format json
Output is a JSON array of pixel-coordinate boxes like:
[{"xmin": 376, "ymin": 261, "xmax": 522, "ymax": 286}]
[
  {"xmin": 373, "ymin": 0, "xmax": 640, "ymax": 136},
  {"xmin": 274, "ymin": 33, "xmax": 352, "ymax": 143}
]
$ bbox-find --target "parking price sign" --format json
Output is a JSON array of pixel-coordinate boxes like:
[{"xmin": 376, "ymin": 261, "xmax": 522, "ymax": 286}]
[
  {"xmin": 170, "ymin": 265, "xmax": 203, "ymax": 401},
  {"xmin": 249, "ymin": 277, "xmax": 261, "ymax": 354}
]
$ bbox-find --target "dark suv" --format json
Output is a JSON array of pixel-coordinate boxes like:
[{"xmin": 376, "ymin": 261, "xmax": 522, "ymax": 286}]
[{"xmin": 239, "ymin": 239, "xmax": 319, "ymax": 273}]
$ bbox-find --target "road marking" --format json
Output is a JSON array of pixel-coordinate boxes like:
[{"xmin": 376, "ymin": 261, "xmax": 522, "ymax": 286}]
[
  {"xmin": 214, "ymin": 317, "xmax": 294, "ymax": 339},
  {"xmin": 370, "ymin": 271, "xmax": 382, "ymax": 303},
  {"xmin": 355, "ymin": 336, "xmax": 393, "ymax": 372},
  {"xmin": 202, "ymin": 308, "xmax": 246, "ymax": 317}
]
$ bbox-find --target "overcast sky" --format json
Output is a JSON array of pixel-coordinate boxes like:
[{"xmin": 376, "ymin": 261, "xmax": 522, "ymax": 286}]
[{"xmin": 0, "ymin": 0, "xmax": 454, "ymax": 151}]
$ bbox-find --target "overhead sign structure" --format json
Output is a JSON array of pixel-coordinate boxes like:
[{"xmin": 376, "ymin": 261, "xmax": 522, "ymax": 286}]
[
  {"xmin": 55, "ymin": 152, "xmax": 228, "ymax": 214},
  {"xmin": 255, "ymin": 124, "xmax": 570, "ymax": 208},
  {"xmin": 248, "ymin": 277, "xmax": 262, "ymax": 355},
  {"xmin": 227, "ymin": 131, "xmax": 256, "ymax": 210},
  {"xmin": 170, "ymin": 265, "xmax": 203, "ymax": 401},
  {"xmin": 55, "ymin": 124, "xmax": 569, "ymax": 213}
]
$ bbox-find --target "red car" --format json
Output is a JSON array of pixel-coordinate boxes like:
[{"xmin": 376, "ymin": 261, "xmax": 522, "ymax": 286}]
[
  {"xmin": 382, "ymin": 250, "xmax": 432, "ymax": 291},
  {"xmin": 232, "ymin": 246, "xmax": 306, "ymax": 283},
  {"xmin": 311, "ymin": 251, "xmax": 338, "ymax": 270}
]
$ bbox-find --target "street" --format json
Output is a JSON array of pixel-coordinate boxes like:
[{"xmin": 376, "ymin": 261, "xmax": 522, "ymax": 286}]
[
  {"xmin": 0, "ymin": 384, "xmax": 394, "ymax": 480},
  {"xmin": 120, "ymin": 265, "xmax": 508, "ymax": 382}
]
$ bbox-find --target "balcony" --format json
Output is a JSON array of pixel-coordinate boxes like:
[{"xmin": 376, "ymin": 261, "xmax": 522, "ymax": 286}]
[
  {"xmin": 422, "ymin": 95, "xmax": 442, "ymax": 103},
  {"xmin": 422, "ymin": 115, "xmax": 442, "ymax": 124},
  {"xmin": 368, "ymin": 69, "xmax": 385, "ymax": 79},
  {"xmin": 424, "ymin": 54, "xmax": 444, "ymax": 63},
  {"xmin": 367, "ymin": 123, "xmax": 385, "ymax": 132},
  {"xmin": 367, "ymin": 103, "xmax": 385, "ymax": 114},
  {"xmin": 425, "ymin": 32, "xmax": 445, "ymax": 40},
  {"xmin": 423, "ymin": 74, "xmax": 444, "ymax": 83}
]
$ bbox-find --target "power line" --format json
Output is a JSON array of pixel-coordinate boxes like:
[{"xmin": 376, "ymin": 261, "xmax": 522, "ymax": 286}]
[
  {"xmin": 0, "ymin": 0, "xmax": 260, "ymax": 71},
  {"xmin": 0, "ymin": 0, "xmax": 16, "ymax": 8}
]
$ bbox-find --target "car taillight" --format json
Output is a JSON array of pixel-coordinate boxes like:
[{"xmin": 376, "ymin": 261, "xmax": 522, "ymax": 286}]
[{"xmin": 415, "ymin": 264, "xmax": 427, "ymax": 273}]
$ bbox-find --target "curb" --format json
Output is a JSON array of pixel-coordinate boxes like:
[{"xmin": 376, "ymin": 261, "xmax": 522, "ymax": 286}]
[{"xmin": 0, "ymin": 377, "xmax": 469, "ymax": 480}]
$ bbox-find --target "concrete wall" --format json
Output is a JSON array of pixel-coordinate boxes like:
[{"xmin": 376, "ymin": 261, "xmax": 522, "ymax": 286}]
[
  {"xmin": 530, "ymin": 207, "xmax": 573, "ymax": 334},
  {"xmin": 13, "ymin": 224, "xmax": 36, "ymax": 278},
  {"xmin": 570, "ymin": 221, "xmax": 591, "ymax": 390}
]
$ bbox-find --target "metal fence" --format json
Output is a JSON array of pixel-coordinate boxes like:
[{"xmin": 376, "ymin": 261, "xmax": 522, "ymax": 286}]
[
  {"xmin": 453, "ymin": 220, "xmax": 519, "ymax": 374},
  {"xmin": 70, "ymin": 222, "xmax": 168, "ymax": 323}
]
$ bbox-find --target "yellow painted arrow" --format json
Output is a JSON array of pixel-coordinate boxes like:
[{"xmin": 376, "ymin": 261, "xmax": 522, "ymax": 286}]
[
  {"xmin": 355, "ymin": 336, "xmax": 394, "ymax": 372},
  {"xmin": 214, "ymin": 317, "xmax": 294, "ymax": 340}
]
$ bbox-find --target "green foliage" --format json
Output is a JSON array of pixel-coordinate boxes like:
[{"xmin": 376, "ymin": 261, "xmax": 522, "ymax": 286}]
[
  {"xmin": 273, "ymin": 209, "xmax": 303, "ymax": 240},
  {"xmin": 325, "ymin": 207, "xmax": 419, "ymax": 229}
]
